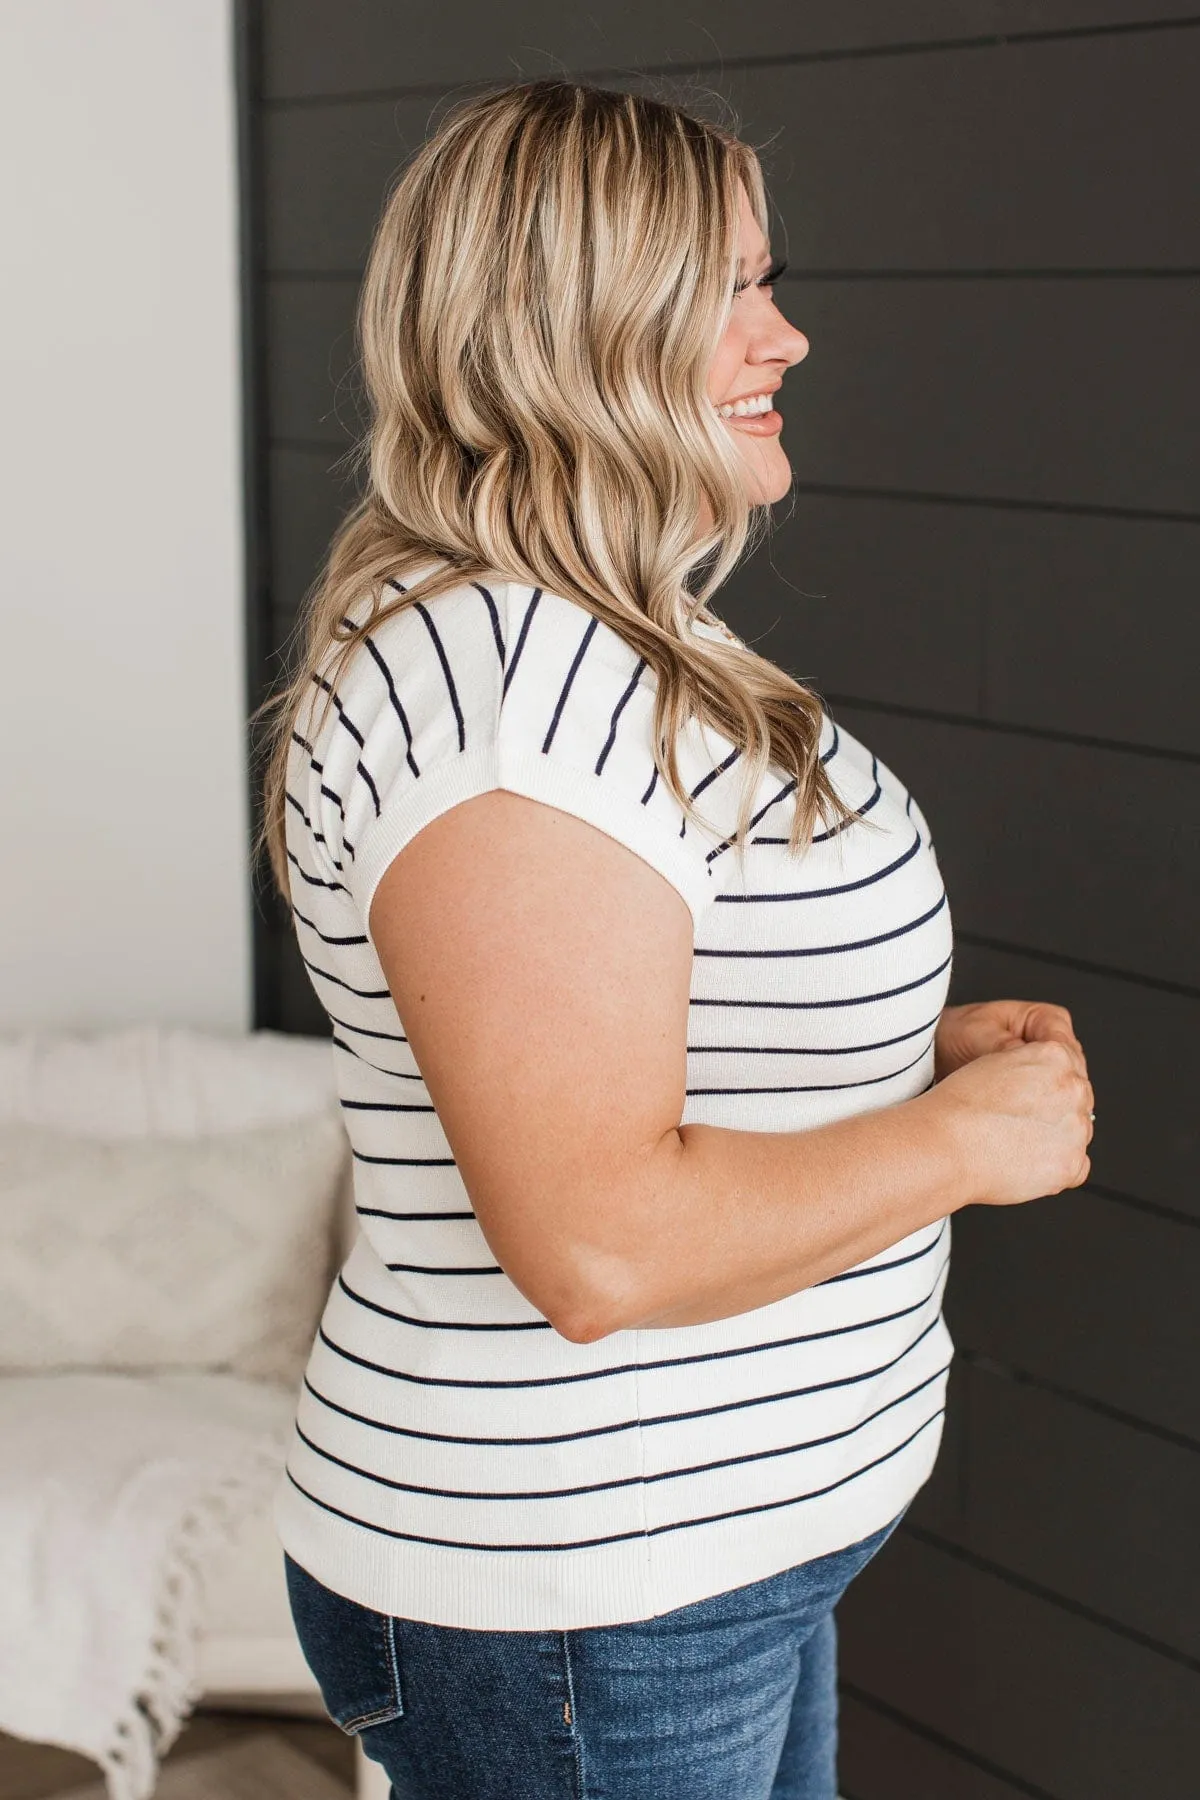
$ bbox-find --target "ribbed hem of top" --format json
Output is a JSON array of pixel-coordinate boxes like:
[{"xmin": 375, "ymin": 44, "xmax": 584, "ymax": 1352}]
[
  {"xmin": 271, "ymin": 1404, "xmax": 945, "ymax": 1631},
  {"xmin": 348, "ymin": 743, "xmax": 719, "ymax": 947}
]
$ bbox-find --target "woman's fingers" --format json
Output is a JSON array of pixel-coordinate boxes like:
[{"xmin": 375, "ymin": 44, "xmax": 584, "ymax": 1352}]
[{"xmin": 1020, "ymin": 1003, "xmax": 1088, "ymax": 1077}]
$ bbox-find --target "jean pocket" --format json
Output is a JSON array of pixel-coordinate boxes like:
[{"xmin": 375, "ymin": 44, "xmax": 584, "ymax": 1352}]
[{"xmin": 284, "ymin": 1553, "xmax": 404, "ymax": 1735}]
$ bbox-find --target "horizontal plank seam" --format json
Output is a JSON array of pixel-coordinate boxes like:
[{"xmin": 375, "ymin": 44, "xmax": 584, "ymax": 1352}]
[
  {"xmin": 953, "ymin": 932, "xmax": 1200, "ymax": 1002},
  {"xmin": 272, "ymin": 435, "xmax": 360, "ymax": 455},
  {"xmin": 1085, "ymin": 1180, "xmax": 1200, "ymax": 1232},
  {"xmin": 824, "ymin": 693, "xmax": 1200, "ymax": 769},
  {"xmin": 267, "ymin": 268, "xmax": 366, "ymax": 282},
  {"xmin": 262, "ymin": 14, "xmax": 1200, "ymax": 109},
  {"xmin": 957, "ymin": 1348, "xmax": 1200, "ymax": 1458},
  {"xmin": 903, "ymin": 1522, "xmax": 1200, "ymax": 1676},
  {"xmin": 839, "ymin": 1682, "xmax": 1060, "ymax": 1800},
  {"xmin": 792, "ymin": 481, "xmax": 1200, "ymax": 526}
]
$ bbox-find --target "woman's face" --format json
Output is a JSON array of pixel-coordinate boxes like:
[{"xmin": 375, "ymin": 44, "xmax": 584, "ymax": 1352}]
[{"xmin": 706, "ymin": 183, "xmax": 809, "ymax": 506}]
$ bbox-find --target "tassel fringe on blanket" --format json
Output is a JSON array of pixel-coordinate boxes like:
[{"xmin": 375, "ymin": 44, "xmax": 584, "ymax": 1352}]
[{"xmin": 0, "ymin": 1372, "xmax": 293, "ymax": 1800}]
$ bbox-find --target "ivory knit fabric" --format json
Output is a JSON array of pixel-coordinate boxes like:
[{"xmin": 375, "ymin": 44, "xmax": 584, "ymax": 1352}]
[{"xmin": 273, "ymin": 564, "xmax": 954, "ymax": 1629}]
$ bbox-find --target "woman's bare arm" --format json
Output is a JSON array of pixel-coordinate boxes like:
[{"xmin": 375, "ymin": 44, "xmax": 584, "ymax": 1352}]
[{"xmin": 369, "ymin": 791, "xmax": 1093, "ymax": 1343}]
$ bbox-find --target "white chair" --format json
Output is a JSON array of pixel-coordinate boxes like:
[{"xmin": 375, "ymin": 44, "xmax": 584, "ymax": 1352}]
[{"xmin": 0, "ymin": 1024, "xmax": 389, "ymax": 1798}]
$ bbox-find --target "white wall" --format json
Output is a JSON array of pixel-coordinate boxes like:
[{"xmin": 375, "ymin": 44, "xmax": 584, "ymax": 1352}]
[{"xmin": 0, "ymin": 0, "xmax": 250, "ymax": 1032}]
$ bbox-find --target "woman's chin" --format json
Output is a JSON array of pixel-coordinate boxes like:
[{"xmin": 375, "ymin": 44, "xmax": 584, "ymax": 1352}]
[{"xmin": 742, "ymin": 455, "xmax": 794, "ymax": 506}]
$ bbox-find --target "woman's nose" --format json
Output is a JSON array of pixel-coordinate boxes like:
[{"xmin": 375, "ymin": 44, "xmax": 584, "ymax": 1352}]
[
  {"xmin": 781, "ymin": 322, "xmax": 810, "ymax": 367},
  {"xmin": 757, "ymin": 303, "xmax": 809, "ymax": 369}
]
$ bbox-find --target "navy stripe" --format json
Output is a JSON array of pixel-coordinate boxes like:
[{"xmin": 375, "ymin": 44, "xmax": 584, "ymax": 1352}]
[
  {"xmin": 286, "ymin": 790, "xmax": 321, "ymax": 828},
  {"xmin": 313, "ymin": 675, "xmax": 364, "ymax": 748},
  {"xmin": 318, "ymin": 777, "xmax": 352, "ymax": 824},
  {"xmin": 473, "ymin": 583, "xmax": 506, "ymax": 666},
  {"xmin": 291, "ymin": 904, "xmax": 368, "ymax": 947},
  {"xmin": 337, "ymin": 1271, "xmax": 553, "ymax": 1333},
  {"xmin": 355, "ymin": 768, "xmax": 380, "ymax": 817},
  {"xmin": 695, "ymin": 728, "xmax": 838, "ymax": 865},
  {"xmin": 595, "ymin": 658, "xmax": 646, "ymax": 775},
  {"xmin": 332, "ymin": 1035, "xmax": 423, "ymax": 1078},
  {"xmin": 340, "ymin": 1097, "xmax": 435, "ymax": 1114},
  {"xmin": 715, "ymin": 825, "xmax": 921, "ymax": 903},
  {"xmin": 356, "ymin": 626, "xmax": 420, "ymax": 778},
  {"xmin": 293, "ymin": 1364, "xmax": 947, "ymax": 1503},
  {"xmin": 320, "ymin": 782, "xmax": 349, "ymax": 823},
  {"xmin": 693, "ymin": 891, "xmax": 948, "ymax": 960},
  {"xmin": 284, "ymin": 1409, "xmax": 941, "ymax": 1552},
  {"xmin": 301, "ymin": 955, "xmax": 389, "ymax": 999},
  {"xmin": 414, "ymin": 601, "xmax": 465, "ymax": 751},
  {"xmin": 324, "ymin": 1009, "xmax": 407, "ymax": 1043},
  {"xmin": 690, "ymin": 950, "xmax": 949, "ymax": 1008},
  {"xmin": 353, "ymin": 1149, "xmax": 455, "ymax": 1167},
  {"xmin": 356, "ymin": 1207, "xmax": 477, "ymax": 1221},
  {"xmin": 691, "ymin": 745, "xmax": 741, "ymax": 800},
  {"xmin": 542, "ymin": 616, "xmax": 599, "ymax": 753},
  {"xmin": 334, "ymin": 1256, "xmax": 947, "ymax": 1354},
  {"xmin": 290, "ymin": 729, "xmax": 368, "ymax": 832},
  {"xmin": 685, "ymin": 1037, "xmax": 933, "ymax": 1097},
  {"xmin": 308, "ymin": 1307, "xmax": 944, "ymax": 1419},
  {"xmin": 688, "ymin": 951, "xmax": 954, "ymax": 1010},
  {"xmin": 705, "ymin": 777, "xmax": 796, "ymax": 863},
  {"xmin": 502, "ymin": 589, "xmax": 541, "ymax": 698},
  {"xmin": 384, "ymin": 1261, "xmax": 505, "ymax": 1275},
  {"xmin": 286, "ymin": 848, "xmax": 347, "ymax": 894},
  {"xmin": 312, "ymin": 677, "xmax": 382, "ymax": 815},
  {"xmin": 687, "ymin": 1013, "xmax": 942, "ymax": 1057},
  {"xmin": 798, "ymin": 759, "xmax": 883, "ymax": 844},
  {"xmin": 640, "ymin": 763, "xmax": 659, "ymax": 804},
  {"xmin": 286, "ymin": 793, "xmax": 348, "ymax": 869},
  {"xmin": 804, "ymin": 785, "xmax": 884, "ymax": 844},
  {"xmin": 819, "ymin": 1220, "xmax": 949, "ymax": 1286},
  {"xmin": 290, "ymin": 730, "xmax": 322, "ymax": 771}
]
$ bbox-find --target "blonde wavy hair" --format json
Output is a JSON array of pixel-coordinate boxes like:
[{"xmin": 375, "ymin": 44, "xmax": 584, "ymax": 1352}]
[{"xmin": 258, "ymin": 77, "xmax": 858, "ymax": 897}]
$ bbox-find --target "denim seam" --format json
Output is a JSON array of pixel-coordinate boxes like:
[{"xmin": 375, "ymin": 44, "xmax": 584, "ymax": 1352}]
[
  {"xmin": 385, "ymin": 1614, "xmax": 403, "ymax": 1714},
  {"xmin": 340, "ymin": 1614, "xmax": 404, "ymax": 1732},
  {"xmin": 343, "ymin": 1700, "xmax": 401, "ymax": 1732},
  {"xmin": 560, "ymin": 1630, "xmax": 585, "ymax": 1800}
]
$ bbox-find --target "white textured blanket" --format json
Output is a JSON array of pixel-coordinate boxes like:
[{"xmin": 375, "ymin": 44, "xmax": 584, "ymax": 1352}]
[{"xmin": 0, "ymin": 1370, "xmax": 293, "ymax": 1800}]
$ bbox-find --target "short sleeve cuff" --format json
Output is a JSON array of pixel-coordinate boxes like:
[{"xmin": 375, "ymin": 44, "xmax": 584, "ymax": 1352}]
[{"xmin": 348, "ymin": 743, "xmax": 718, "ymax": 946}]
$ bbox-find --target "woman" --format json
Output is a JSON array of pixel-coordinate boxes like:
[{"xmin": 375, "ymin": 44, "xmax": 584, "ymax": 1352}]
[{"xmin": 261, "ymin": 79, "xmax": 1093, "ymax": 1800}]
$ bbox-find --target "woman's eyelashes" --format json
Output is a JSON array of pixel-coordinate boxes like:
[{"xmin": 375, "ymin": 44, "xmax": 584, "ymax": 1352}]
[{"xmin": 733, "ymin": 255, "xmax": 788, "ymax": 297}]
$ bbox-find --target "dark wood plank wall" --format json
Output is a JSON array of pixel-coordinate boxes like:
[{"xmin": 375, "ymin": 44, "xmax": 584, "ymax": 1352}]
[{"xmin": 237, "ymin": 5, "xmax": 1200, "ymax": 1792}]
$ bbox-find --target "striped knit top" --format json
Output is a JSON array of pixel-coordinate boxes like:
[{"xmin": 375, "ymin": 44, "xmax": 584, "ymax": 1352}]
[{"xmin": 272, "ymin": 560, "xmax": 955, "ymax": 1630}]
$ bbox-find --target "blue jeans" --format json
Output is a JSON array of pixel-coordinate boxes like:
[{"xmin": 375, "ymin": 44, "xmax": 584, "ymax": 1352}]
[{"xmin": 283, "ymin": 1515, "xmax": 900, "ymax": 1799}]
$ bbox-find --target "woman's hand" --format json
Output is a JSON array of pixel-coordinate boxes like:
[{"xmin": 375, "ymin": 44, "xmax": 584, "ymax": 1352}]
[
  {"xmin": 934, "ymin": 999, "xmax": 1088, "ymax": 1084},
  {"xmin": 930, "ymin": 1036, "xmax": 1095, "ymax": 1206}
]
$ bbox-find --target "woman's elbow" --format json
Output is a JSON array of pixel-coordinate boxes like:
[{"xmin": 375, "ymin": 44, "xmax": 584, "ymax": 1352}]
[
  {"xmin": 533, "ymin": 1248, "xmax": 645, "ymax": 1345},
  {"xmin": 478, "ymin": 1179, "xmax": 668, "ymax": 1344},
  {"xmin": 550, "ymin": 1304, "xmax": 614, "ymax": 1345}
]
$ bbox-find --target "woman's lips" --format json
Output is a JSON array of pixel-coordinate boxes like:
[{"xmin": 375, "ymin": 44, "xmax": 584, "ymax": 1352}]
[{"xmin": 724, "ymin": 407, "xmax": 782, "ymax": 437}]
